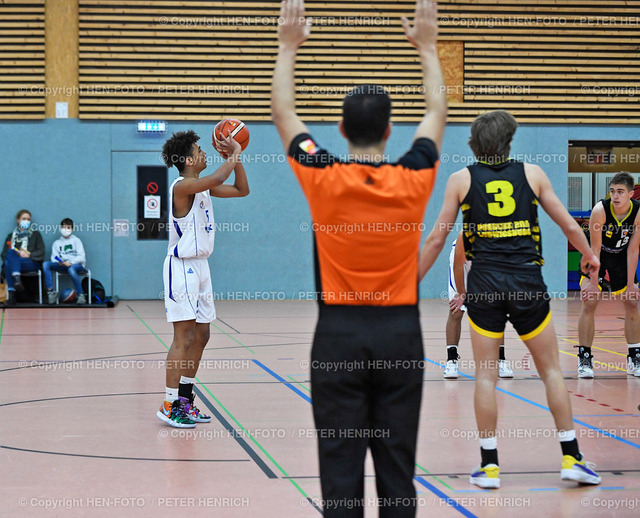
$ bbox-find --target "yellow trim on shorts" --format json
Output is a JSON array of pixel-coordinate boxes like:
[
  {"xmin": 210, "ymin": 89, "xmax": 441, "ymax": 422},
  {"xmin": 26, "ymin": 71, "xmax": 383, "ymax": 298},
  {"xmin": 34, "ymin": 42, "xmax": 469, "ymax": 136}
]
[
  {"xmin": 468, "ymin": 317, "xmax": 504, "ymax": 339},
  {"xmin": 519, "ymin": 311, "xmax": 552, "ymax": 341},
  {"xmin": 611, "ymin": 285, "xmax": 628, "ymax": 295},
  {"xmin": 580, "ymin": 275, "xmax": 602, "ymax": 291}
]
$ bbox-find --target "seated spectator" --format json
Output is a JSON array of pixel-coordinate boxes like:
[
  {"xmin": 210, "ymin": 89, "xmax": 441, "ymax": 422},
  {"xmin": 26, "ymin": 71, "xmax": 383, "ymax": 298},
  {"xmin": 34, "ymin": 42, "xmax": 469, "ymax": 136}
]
[
  {"xmin": 43, "ymin": 218, "xmax": 88, "ymax": 305},
  {"xmin": 1, "ymin": 209, "xmax": 45, "ymax": 305}
]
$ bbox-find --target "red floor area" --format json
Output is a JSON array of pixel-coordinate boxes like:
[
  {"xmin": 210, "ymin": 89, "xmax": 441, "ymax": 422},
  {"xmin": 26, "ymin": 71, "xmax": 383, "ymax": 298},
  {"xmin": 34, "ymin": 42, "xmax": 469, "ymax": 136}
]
[{"xmin": 0, "ymin": 299, "xmax": 638, "ymax": 517}]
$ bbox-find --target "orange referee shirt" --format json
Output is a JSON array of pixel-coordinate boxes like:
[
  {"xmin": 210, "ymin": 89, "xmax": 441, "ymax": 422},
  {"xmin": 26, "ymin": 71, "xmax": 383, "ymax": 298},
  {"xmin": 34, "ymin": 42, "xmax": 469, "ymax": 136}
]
[{"xmin": 288, "ymin": 133, "xmax": 439, "ymax": 306}]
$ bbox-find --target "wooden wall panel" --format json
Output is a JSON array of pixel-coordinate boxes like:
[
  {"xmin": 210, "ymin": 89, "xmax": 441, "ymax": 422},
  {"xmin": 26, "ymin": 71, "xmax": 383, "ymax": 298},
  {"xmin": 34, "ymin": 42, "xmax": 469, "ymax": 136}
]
[
  {"xmin": 45, "ymin": 0, "xmax": 79, "ymax": 118},
  {"xmin": 2, "ymin": 1, "xmax": 636, "ymax": 122},
  {"xmin": 0, "ymin": 0, "xmax": 45, "ymax": 119}
]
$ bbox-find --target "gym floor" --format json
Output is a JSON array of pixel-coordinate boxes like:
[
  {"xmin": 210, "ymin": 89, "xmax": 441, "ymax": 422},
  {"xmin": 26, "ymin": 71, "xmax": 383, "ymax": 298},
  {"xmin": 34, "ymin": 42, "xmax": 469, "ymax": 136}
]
[{"xmin": 0, "ymin": 298, "xmax": 638, "ymax": 517}]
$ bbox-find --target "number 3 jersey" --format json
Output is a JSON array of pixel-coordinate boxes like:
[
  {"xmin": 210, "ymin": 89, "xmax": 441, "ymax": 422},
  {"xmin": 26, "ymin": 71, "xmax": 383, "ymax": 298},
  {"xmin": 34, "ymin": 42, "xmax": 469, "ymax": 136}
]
[
  {"xmin": 600, "ymin": 197, "xmax": 640, "ymax": 266},
  {"xmin": 462, "ymin": 160, "xmax": 543, "ymax": 268},
  {"xmin": 167, "ymin": 176, "xmax": 215, "ymax": 259}
]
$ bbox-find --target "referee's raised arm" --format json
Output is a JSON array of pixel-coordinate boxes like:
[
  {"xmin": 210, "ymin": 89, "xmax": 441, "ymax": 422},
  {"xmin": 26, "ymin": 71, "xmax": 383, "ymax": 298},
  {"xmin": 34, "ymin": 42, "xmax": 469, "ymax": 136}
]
[
  {"xmin": 271, "ymin": 0, "xmax": 311, "ymax": 152},
  {"xmin": 402, "ymin": 0, "xmax": 447, "ymax": 151}
]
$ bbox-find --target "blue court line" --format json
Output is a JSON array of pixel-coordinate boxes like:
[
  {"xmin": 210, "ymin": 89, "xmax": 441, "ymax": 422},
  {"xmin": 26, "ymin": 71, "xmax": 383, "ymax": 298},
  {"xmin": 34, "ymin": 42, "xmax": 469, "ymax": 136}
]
[
  {"xmin": 415, "ymin": 477, "xmax": 478, "ymax": 518},
  {"xmin": 251, "ymin": 359, "xmax": 312, "ymax": 404},
  {"xmin": 574, "ymin": 415, "xmax": 637, "ymax": 417},
  {"xmin": 530, "ymin": 488, "xmax": 558, "ymax": 491},
  {"xmin": 254, "ymin": 359, "xmax": 477, "ymax": 517},
  {"xmin": 424, "ymin": 357, "xmax": 640, "ymax": 451}
]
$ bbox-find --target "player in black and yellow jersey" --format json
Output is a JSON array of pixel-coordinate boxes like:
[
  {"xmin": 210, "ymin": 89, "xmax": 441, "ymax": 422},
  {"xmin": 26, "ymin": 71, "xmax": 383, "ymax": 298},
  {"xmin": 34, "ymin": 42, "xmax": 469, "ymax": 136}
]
[
  {"xmin": 577, "ymin": 172, "xmax": 640, "ymax": 378},
  {"xmin": 272, "ymin": 1, "xmax": 447, "ymax": 516},
  {"xmin": 419, "ymin": 110, "xmax": 601, "ymax": 489}
]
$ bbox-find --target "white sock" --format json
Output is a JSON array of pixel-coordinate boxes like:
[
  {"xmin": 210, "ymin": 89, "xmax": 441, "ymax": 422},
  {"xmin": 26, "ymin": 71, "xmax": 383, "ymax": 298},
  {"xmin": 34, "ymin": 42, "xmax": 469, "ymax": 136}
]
[
  {"xmin": 558, "ymin": 429, "xmax": 576, "ymax": 442},
  {"xmin": 447, "ymin": 345, "xmax": 458, "ymax": 349},
  {"xmin": 165, "ymin": 387, "xmax": 179, "ymax": 403},
  {"xmin": 628, "ymin": 343, "xmax": 640, "ymax": 352},
  {"xmin": 179, "ymin": 375, "xmax": 196, "ymax": 385},
  {"xmin": 479, "ymin": 437, "xmax": 497, "ymax": 450}
]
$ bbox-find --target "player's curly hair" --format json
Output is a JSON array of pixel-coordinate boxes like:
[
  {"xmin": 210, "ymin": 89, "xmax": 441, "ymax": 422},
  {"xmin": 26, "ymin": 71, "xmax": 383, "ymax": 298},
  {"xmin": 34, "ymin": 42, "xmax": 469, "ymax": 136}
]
[{"xmin": 162, "ymin": 130, "xmax": 200, "ymax": 172}]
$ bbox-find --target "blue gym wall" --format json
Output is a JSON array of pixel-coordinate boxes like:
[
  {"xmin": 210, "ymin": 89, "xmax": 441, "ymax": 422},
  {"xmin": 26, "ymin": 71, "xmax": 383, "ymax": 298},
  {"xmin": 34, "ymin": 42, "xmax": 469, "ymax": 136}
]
[{"xmin": 0, "ymin": 119, "xmax": 633, "ymax": 301}]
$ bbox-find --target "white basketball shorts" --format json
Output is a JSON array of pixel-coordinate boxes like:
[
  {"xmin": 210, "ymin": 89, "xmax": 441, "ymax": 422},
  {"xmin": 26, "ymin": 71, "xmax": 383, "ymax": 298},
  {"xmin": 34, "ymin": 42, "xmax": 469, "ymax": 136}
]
[
  {"xmin": 448, "ymin": 244, "xmax": 467, "ymax": 313},
  {"xmin": 163, "ymin": 256, "xmax": 216, "ymax": 323}
]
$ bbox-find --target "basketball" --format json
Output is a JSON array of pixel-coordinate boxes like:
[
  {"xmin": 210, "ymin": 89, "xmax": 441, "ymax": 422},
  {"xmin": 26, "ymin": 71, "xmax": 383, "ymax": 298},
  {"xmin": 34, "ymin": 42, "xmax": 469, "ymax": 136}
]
[
  {"xmin": 212, "ymin": 118, "xmax": 250, "ymax": 158},
  {"xmin": 60, "ymin": 288, "xmax": 77, "ymax": 304}
]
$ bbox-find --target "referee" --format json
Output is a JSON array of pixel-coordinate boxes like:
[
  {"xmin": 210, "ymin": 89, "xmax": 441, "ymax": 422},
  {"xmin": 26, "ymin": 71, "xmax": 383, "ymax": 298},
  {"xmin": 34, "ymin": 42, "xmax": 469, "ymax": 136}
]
[{"xmin": 271, "ymin": 1, "xmax": 446, "ymax": 517}]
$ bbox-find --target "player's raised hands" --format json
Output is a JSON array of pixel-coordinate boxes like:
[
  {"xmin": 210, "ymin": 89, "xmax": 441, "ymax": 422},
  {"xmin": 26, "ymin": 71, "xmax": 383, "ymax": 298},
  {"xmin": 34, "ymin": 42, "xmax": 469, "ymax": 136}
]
[
  {"xmin": 278, "ymin": 0, "xmax": 311, "ymax": 49},
  {"xmin": 216, "ymin": 133, "xmax": 242, "ymax": 159},
  {"xmin": 402, "ymin": 0, "xmax": 438, "ymax": 50}
]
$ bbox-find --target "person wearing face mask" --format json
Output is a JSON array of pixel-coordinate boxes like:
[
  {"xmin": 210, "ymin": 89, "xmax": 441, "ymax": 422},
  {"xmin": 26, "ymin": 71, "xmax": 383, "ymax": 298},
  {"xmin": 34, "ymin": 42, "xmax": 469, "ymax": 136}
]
[
  {"xmin": 42, "ymin": 218, "xmax": 88, "ymax": 305},
  {"xmin": 1, "ymin": 209, "xmax": 45, "ymax": 305}
]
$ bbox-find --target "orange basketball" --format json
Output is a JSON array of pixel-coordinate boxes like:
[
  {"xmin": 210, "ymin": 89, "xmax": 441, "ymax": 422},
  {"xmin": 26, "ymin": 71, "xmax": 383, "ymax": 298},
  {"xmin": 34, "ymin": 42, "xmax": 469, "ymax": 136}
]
[{"xmin": 213, "ymin": 118, "xmax": 250, "ymax": 158}]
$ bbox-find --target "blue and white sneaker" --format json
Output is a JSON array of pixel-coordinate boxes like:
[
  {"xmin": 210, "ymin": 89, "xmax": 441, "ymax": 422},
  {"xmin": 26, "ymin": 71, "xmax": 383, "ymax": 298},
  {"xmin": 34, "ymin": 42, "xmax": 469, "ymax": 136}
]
[
  {"xmin": 443, "ymin": 359, "xmax": 459, "ymax": 379},
  {"xmin": 578, "ymin": 355, "xmax": 594, "ymax": 378},
  {"xmin": 498, "ymin": 360, "xmax": 514, "ymax": 378},
  {"xmin": 470, "ymin": 464, "xmax": 500, "ymax": 488},
  {"xmin": 561, "ymin": 454, "xmax": 601, "ymax": 485}
]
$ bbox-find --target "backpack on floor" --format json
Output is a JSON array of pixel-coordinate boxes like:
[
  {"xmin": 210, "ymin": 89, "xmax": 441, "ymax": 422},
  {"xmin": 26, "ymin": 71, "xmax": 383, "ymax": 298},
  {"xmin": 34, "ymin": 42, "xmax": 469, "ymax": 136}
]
[{"xmin": 81, "ymin": 277, "xmax": 107, "ymax": 304}]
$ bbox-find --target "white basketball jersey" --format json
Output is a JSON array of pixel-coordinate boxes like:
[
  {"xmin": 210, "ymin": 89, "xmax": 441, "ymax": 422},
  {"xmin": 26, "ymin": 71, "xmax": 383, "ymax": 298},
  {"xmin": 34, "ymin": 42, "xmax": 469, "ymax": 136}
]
[{"xmin": 167, "ymin": 177, "xmax": 215, "ymax": 259}]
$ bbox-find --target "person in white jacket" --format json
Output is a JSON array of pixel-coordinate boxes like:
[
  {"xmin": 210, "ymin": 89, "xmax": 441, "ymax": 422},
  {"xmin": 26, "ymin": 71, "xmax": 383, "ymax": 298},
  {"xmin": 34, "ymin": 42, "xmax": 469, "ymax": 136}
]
[{"xmin": 43, "ymin": 218, "xmax": 88, "ymax": 304}]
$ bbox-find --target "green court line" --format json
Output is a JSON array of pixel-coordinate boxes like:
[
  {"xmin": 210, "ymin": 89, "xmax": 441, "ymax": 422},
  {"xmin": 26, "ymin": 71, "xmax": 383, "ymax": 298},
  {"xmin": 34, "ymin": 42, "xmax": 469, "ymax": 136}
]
[
  {"xmin": 209, "ymin": 309, "xmax": 451, "ymax": 496},
  {"xmin": 288, "ymin": 375, "xmax": 312, "ymax": 394},
  {"xmin": 130, "ymin": 309, "xmax": 170, "ymax": 348},
  {"xmin": 211, "ymin": 323, "xmax": 255, "ymax": 354},
  {"xmin": 212, "ymin": 322, "xmax": 312, "ymax": 394},
  {"xmin": 128, "ymin": 307, "xmax": 312, "ymax": 501},
  {"xmin": 414, "ymin": 462, "xmax": 454, "ymax": 491},
  {"xmin": 195, "ymin": 380, "xmax": 310, "ymax": 497}
]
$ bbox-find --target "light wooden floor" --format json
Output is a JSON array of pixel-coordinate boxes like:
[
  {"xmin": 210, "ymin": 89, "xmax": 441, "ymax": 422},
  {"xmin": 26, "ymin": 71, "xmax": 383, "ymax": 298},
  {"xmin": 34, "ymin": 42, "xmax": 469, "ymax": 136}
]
[{"xmin": 0, "ymin": 298, "xmax": 639, "ymax": 517}]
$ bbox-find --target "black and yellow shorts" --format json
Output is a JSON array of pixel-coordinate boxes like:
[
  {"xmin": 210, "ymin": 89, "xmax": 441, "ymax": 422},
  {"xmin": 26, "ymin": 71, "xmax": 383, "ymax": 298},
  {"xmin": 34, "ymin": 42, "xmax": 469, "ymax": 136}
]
[
  {"xmin": 580, "ymin": 256, "xmax": 637, "ymax": 295},
  {"xmin": 465, "ymin": 264, "xmax": 551, "ymax": 340}
]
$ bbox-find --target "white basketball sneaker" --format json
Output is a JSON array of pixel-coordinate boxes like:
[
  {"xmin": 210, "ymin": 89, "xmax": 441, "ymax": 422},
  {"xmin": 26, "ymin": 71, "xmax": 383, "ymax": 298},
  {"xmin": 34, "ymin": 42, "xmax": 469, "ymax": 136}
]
[
  {"xmin": 498, "ymin": 359, "xmax": 514, "ymax": 378},
  {"xmin": 443, "ymin": 359, "xmax": 459, "ymax": 379}
]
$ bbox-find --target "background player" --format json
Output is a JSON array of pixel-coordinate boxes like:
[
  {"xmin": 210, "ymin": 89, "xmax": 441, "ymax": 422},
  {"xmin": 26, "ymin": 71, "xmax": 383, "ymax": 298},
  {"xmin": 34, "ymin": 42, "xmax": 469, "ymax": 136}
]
[
  {"xmin": 272, "ymin": 1, "xmax": 446, "ymax": 515},
  {"xmin": 157, "ymin": 130, "xmax": 249, "ymax": 428},
  {"xmin": 445, "ymin": 230, "xmax": 513, "ymax": 379},
  {"xmin": 577, "ymin": 172, "xmax": 640, "ymax": 378},
  {"xmin": 419, "ymin": 110, "xmax": 601, "ymax": 489}
]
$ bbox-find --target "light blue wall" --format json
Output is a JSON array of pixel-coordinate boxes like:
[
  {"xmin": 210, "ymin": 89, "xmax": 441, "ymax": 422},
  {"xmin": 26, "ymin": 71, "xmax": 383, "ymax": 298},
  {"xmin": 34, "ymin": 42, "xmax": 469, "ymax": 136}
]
[
  {"xmin": 0, "ymin": 119, "xmax": 634, "ymax": 299},
  {"xmin": 0, "ymin": 120, "xmax": 112, "ymax": 294}
]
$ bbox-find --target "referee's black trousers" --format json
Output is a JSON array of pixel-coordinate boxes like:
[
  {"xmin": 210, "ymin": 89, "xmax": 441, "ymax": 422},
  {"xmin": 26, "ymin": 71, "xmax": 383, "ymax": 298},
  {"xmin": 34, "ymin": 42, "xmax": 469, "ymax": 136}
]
[{"xmin": 310, "ymin": 304, "xmax": 424, "ymax": 518}]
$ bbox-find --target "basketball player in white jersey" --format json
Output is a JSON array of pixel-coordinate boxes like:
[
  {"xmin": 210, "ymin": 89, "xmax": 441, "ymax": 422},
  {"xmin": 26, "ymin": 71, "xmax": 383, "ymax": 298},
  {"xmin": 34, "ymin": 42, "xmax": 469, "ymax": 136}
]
[
  {"xmin": 444, "ymin": 230, "xmax": 513, "ymax": 379},
  {"xmin": 157, "ymin": 130, "xmax": 249, "ymax": 427}
]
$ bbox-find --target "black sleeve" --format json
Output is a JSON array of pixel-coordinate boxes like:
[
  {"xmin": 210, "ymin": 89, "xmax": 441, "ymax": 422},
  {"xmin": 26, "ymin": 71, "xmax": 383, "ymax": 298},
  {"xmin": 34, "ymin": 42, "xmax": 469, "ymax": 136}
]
[
  {"xmin": 288, "ymin": 133, "xmax": 338, "ymax": 169},
  {"xmin": 29, "ymin": 231, "xmax": 45, "ymax": 263},
  {"xmin": 397, "ymin": 138, "xmax": 439, "ymax": 170}
]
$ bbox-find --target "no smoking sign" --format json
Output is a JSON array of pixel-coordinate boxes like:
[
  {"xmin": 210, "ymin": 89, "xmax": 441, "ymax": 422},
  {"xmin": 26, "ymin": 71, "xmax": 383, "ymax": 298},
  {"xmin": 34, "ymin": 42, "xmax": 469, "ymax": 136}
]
[{"xmin": 144, "ymin": 195, "xmax": 161, "ymax": 219}]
